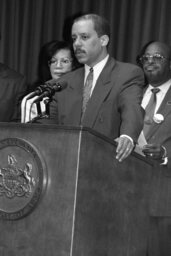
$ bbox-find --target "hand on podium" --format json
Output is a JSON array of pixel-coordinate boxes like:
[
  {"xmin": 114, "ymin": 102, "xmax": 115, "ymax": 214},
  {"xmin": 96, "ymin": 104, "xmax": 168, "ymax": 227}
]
[{"xmin": 115, "ymin": 136, "xmax": 134, "ymax": 162}]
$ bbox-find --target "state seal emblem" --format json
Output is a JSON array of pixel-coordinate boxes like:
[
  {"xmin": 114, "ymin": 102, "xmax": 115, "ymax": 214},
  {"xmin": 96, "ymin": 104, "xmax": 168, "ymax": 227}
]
[{"xmin": 0, "ymin": 138, "xmax": 47, "ymax": 220}]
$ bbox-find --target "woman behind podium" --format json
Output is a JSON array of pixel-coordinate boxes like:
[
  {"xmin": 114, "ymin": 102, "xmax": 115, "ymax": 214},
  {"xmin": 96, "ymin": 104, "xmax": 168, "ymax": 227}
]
[{"xmin": 21, "ymin": 40, "xmax": 79, "ymax": 123}]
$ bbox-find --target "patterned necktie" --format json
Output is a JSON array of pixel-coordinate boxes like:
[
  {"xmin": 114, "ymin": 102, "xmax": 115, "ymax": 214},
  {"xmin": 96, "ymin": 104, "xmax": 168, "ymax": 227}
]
[
  {"xmin": 81, "ymin": 67, "xmax": 94, "ymax": 118},
  {"xmin": 143, "ymin": 87, "xmax": 160, "ymax": 138}
]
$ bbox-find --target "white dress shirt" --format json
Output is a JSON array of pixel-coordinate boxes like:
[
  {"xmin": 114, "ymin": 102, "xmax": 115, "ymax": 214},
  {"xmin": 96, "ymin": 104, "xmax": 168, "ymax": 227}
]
[
  {"xmin": 84, "ymin": 54, "xmax": 109, "ymax": 96},
  {"xmin": 137, "ymin": 79, "xmax": 171, "ymax": 164},
  {"xmin": 142, "ymin": 79, "xmax": 171, "ymax": 113},
  {"xmin": 138, "ymin": 79, "xmax": 171, "ymax": 146}
]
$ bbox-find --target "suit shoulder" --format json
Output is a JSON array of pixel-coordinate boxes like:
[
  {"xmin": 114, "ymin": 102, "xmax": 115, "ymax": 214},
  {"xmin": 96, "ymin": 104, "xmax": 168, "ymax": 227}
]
[
  {"xmin": 0, "ymin": 63, "xmax": 25, "ymax": 80},
  {"xmin": 65, "ymin": 66, "xmax": 84, "ymax": 77},
  {"xmin": 59, "ymin": 67, "xmax": 84, "ymax": 82},
  {"xmin": 114, "ymin": 60, "xmax": 144, "ymax": 78},
  {"xmin": 116, "ymin": 60, "xmax": 142, "ymax": 71}
]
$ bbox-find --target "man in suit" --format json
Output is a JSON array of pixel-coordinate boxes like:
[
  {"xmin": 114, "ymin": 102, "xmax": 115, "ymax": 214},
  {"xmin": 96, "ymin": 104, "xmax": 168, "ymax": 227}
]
[
  {"xmin": 0, "ymin": 62, "xmax": 28, "ymax": 122},
  {"xmin": 136, "ymin": 41, "xmax": 171, "ymax": 256},
  {"xmin": 43, "ymin": 13, "xmax": 144, "ymax": 162}
]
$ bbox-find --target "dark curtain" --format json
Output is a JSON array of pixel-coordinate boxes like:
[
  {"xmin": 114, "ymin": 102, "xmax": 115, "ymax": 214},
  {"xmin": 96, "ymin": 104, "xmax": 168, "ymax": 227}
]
[{"xmin": 0, "ymin": 0, "xmax": 171, "ymax": 84}]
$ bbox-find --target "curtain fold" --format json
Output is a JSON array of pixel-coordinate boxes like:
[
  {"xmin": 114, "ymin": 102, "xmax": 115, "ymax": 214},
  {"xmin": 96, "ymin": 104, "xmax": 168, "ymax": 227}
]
[{"xmin": 0, "ymin": 0, "xmax": 171, "ymax": 84}]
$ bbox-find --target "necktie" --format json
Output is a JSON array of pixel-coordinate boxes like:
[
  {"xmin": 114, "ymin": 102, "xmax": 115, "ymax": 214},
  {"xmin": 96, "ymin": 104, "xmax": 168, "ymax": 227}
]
[
  {"xmin": 81, "ymin": 67, "xmax": 94, "ymax": 118},
  {"xmin": 143, "ymin": 87, "xmax": 160, "ymax": 138}
]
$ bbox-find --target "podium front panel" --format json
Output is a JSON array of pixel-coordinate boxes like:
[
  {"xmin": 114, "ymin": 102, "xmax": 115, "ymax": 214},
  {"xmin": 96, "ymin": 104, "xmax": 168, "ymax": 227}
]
[
  {"xmin": 0, "ymin": 123, "xmax": 153, "ymax": 256},
  {"xmin": 0, "ymin": 123, "xmax": 81, "ymax": 256}
]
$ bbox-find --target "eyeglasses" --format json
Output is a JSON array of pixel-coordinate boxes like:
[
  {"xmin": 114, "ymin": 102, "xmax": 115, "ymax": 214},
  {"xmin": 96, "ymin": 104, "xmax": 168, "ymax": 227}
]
[
  {"xmin": 139, "ymin": 53, "xmax": 170, "ymax": 65},
  {"xmin": 48, "ymin": 58, "xmax": 73, "ymax": 66}
]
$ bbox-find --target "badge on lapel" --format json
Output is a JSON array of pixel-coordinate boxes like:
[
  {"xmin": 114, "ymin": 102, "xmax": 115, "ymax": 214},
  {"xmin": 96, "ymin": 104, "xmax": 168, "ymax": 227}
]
[{"xmin": 153, "ymin": 113, "xmax": 164, "ymax": 123}]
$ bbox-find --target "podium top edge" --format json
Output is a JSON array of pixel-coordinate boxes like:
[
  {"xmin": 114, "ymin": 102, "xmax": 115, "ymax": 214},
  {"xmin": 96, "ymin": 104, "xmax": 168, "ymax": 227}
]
[
  {"xmin": 0, "ymin": 122, "xmax": 153, "ymax": 165},
  {"xmin": 0, "ymin": 122, "xmax": 114, "ymax": 142}
]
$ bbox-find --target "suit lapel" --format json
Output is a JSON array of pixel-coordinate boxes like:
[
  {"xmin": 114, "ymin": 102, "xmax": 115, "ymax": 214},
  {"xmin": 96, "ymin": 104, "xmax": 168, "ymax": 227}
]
[
  {"xmin": 157, "ymin": 86, "xmax": 171, "ymax": 115},
  {"xmin": 146, "ymin": 85, "xmax": 171, "ymax": 140},
  {"xmin": 64, "ymin": 68, "xmax": 84, "ymax": 124},
  {"xmin": 82, "ymin": 57, "xmax": 117, "ymax": 126}
]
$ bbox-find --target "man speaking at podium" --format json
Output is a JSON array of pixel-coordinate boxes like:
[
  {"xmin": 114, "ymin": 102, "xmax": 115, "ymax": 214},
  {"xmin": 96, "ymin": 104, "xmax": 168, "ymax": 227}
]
[{"xmin": 39, "ymin": 13, "xmax": 145, "ymax": 162}]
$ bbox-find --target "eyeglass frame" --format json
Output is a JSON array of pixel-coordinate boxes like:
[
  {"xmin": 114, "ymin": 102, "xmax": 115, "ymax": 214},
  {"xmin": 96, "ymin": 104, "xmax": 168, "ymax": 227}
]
[
  {"xmin": 139, "ymin": 53, "xmax": 170, "ymax": 65},
  {"xmin": 48, "ymin": 58, "xmax": 73, "ymax": 66}
]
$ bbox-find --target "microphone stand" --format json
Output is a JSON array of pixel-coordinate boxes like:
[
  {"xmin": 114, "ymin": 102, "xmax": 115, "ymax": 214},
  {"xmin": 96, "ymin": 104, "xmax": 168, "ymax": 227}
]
[
  {"xmin": 43, "ymin": 97, "xmax": 52, "ymax": 117},
  {"xmin": 27, "ymin": 81, "xmax": 67, "ymax": 123},
  {"xmin": 28, "ymin": 96, "xmax": 52, "ymax": 123}
]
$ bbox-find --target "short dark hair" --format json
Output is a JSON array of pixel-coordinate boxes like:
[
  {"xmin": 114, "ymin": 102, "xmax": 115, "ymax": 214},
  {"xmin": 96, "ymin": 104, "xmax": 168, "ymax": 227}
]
[
  {"xmin": 41, "ymin": 40, "xmax": 76, "ymax": 66},
  {"xmin": 73, "ymin": 14, "xmax": 110, "ymax": 39}
]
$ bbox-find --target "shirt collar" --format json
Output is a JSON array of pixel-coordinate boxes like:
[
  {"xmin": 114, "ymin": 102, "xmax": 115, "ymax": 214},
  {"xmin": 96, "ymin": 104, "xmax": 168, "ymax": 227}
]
[
  {"xmin": 84, "ymin": 54, "xmax": 109, "ymax": 79},
  {"xmin": 147, "ymin": 79, "xmax": 171, "ymax": 94}
]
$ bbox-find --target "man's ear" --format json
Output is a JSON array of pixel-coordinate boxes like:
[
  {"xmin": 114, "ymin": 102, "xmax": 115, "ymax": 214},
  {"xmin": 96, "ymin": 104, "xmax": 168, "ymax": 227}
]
[{"xmin": 100, "ymin": 35, "xmax": 109, "ymax": 46}]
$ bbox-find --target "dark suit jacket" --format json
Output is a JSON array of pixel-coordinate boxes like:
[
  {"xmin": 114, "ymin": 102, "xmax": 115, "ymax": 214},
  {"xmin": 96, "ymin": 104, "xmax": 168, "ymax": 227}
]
[
  {"xmin": 146, "ymin": 86, "xmax": 171, "ymax": 216},
  {"xmin": 145, "ymin": 86, "xmax": 171, "ymax": 161},
  {"xmin": 0, "ymin": 63, "xmax": 28, "ymax": 122},
  {"xmin": 45, "ymin": 57, "xmax": 144, "ymax": 142}
]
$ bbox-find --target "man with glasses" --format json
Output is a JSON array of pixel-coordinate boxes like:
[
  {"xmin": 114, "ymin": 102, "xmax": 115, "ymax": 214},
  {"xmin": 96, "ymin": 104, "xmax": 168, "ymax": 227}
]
[{"xmin": 136, "ymin": 41, "xmax": 171, "ymax": 256}]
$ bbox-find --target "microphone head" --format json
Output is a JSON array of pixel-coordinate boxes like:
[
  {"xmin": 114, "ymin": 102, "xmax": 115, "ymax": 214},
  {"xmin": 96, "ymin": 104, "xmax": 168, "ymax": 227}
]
[
  {"xmin": 45, "ymin": 79, "xmax": 58, "ymax": 87},
  {"xmin": 52, "ymin": 81, "xmax": 67, "ymax": 92},
  {"xmin": 45, "ymin": 79, "xmax": 67, "ymax": 90},
  {"xmin": 32, "ymin": 80, "xmax": 68, "ymax": 103}
]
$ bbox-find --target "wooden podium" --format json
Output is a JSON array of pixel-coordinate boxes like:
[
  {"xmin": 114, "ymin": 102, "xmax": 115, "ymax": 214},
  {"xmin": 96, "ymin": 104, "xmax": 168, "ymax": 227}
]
[{"xmin": 0, "ymin": 123, "xmax": 153, "ymax": 256}]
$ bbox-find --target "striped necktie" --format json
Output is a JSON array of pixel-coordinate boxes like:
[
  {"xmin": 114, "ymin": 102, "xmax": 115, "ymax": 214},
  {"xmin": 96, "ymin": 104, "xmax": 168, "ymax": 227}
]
[
  {"xmin": 143, "ymin": 87, "xmax": 160, "ymax": 139},
  {"xmin": 81, "ymin": 67, "xmax": 94, "ymax": 119}
]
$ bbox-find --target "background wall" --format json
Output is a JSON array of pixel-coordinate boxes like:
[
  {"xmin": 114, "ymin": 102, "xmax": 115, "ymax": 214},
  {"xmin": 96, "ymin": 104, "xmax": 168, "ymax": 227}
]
[{"xmin": 0, "ymin": 0, "xmax": 171, "ymax": 84}]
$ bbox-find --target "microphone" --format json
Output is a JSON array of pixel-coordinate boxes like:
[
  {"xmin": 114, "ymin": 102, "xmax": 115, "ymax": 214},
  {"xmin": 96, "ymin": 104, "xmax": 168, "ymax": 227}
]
[
  {"xmin": 33, "ymin": 81, "xmax": 67, "ymax": 103},
  {"xmin": 26, "ymin": 79, "xmax": 59, "ymax": 100},
  {"xmin": 26, "ymin": 84, "xmax": 49, "ymax": 100}
]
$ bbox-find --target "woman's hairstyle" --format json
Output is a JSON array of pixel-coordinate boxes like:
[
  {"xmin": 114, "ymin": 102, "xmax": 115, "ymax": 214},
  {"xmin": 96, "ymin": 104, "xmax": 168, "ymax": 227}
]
[{"xmin": 37, "ymin": 40, "xmax": 80, "ymax": 83}]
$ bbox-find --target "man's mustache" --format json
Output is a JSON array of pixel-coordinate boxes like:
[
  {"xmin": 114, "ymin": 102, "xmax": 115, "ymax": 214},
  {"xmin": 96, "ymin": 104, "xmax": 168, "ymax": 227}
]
[
  {"xmin": 145, "ymin": 64, "xmax": 158, "ymax": 69},
  {"xmin": 74, "ymin": 48, "xmax": 86, "ymax": 54}
]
